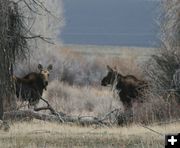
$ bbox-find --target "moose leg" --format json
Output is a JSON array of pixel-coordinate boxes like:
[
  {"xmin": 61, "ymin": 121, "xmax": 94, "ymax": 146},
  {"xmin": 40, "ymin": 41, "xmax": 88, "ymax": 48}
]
[{"xmin": 119, "ymin": 91, "xmax": 132, "ymax": 111}]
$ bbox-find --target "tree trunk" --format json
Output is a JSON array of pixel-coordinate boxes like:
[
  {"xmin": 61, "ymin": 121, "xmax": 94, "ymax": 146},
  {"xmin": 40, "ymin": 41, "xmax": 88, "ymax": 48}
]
[
  {"xmin": 0, "ymin": 94, "xmax": 3, "ymax": 120},
  {"xmin": 0, "ymin": 0, "xmax": 17, "ymax": 116}
]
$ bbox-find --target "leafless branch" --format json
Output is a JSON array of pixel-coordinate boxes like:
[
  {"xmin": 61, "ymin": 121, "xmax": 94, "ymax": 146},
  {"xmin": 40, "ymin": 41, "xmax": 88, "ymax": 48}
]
[
  {"xmin": 22, "ymin": 35, "xmax": 54, "ymax": 44},
  {"xmin": 3, "ymin": 106, "xmax": 125, "ymax": 126}
]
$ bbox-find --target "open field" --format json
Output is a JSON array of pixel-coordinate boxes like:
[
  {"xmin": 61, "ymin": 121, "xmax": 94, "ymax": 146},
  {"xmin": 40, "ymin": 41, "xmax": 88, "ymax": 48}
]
[
  {"xmin": 0, "ymin": 120, "xmax": 179, "ymax": 148},
  {"xmin": 62, "ymin": 44, "xmax": 156, "ymax": 63},
  {"xmin": 40, "ymin": 45, "xmax": 156, "ymax": 117},
  {"xmin": 6, "ymin": 45, "xmax": 179, "ymax": 148},
  {"xmin": 1, "ymin": 0, "xmax": 179, "ymax": 147}
]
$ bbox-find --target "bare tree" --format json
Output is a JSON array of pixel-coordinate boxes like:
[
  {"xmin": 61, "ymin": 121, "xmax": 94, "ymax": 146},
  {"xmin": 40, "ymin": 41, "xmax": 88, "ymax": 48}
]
[
  {"xmin": 0, "ymin": 0, "xmax": 63, "ymax": 120},
  {"xmin": 145, "ymin": 0, "xmax": 180, "ymax": 95},
  {"xmin": 0, "ymin": 0, "xmax": 28, "ymax": 118}
]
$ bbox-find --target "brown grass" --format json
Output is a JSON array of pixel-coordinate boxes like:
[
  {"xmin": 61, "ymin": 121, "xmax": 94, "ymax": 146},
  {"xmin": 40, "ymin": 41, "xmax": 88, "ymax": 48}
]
[
  {"xmin": 0, "ymin": 120, "xmax": 179, "ymax": 148},
  {"xmin": 43, "ymin": 81, "xmax": 122, "ymax": 116},
  {"xmin": 33, "ymin": 45, "xmax": 180, "ymax": 125},
  {"xmin": 36, "ymin": 45, "xmax": 154, "ymax": 116},
  {"xmin": 13, "ymin": 45, "xmax": 180, "ymax": 147}
]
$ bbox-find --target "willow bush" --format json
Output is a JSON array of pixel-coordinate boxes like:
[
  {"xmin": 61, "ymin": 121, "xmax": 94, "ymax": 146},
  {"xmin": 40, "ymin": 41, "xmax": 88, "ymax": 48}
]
[
  {"xmin": 137, "ymin": 0, "xmax": 180, "ymax": 124},
  {"xmin": 146, "ymin": 0, "xmax": 180, "ymax": 93}
]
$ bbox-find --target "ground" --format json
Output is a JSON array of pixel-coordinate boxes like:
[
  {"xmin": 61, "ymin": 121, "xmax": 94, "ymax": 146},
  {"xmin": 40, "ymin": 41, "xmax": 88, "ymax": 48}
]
[{"xmin": 0, "ymin": 120, "xmax": 179, "ymax": 148}]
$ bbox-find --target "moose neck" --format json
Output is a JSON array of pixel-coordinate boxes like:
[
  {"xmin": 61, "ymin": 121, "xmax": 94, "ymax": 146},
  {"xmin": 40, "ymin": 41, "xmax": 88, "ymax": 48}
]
[
  {"xmin": 110, "ymin": 72, "xmax": 123, "ymax": 85},
  {"xmin": 36, "ymin": 74, "xmax": 46, "ymax": 92},
  {"xmin": 114, "ymin": 73, "xmax": 125, "ymax": 89},
  {"xmin": 116, "ymin": 73, "xmax": 124, "ymax": 81}
]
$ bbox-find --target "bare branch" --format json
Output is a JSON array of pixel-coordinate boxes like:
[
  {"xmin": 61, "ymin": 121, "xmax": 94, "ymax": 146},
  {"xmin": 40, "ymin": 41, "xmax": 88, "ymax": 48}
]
[{"xmin": 22, "ymin": 35, "xmax": 54, "ymax": 44}]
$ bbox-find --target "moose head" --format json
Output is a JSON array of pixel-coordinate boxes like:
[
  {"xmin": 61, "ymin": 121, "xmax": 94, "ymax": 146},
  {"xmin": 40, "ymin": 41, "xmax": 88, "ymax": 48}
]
[
  {"xmin": 101, "ymin": 65, "xmax": 118, "ymax": 86},
  {"xmin": 38, "ymin": 64, "xmax": 53, "ymax": 90}
]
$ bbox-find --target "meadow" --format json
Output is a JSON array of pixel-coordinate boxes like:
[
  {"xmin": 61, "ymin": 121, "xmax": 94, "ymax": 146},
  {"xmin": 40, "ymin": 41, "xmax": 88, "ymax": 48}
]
[
  {"xmin": 2, "ymin": 45, "xmax": 179, "ymax": 148},
  {"xmin": 42, "ymin": 45, "xmax": 156, "ymax": 117},
  {"xmin": 1, "ymin": 0, "xmax": 179, "ymax": 147},
  {"xmin": 0, "ymin": 120, "xmax": 179, "ymax": 148}
]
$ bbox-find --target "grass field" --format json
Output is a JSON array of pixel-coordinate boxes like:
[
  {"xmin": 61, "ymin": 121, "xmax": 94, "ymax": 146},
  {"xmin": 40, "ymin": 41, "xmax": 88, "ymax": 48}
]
[
  {"xmin": 3, "ymin": 45, "xmax": 178, "ymax": 148},
  {"xmin": 0, "ymin": 120, "xmax": 179, "ymax": 148},
  {"xmin": 62, "ymin": 44, "xmax": 156, "ymax": 64}
]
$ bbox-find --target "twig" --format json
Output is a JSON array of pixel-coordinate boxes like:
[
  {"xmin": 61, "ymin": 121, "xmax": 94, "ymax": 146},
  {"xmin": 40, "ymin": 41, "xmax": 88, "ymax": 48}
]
[
  {"xmin": 39, "ymin": 96, "xmax": 64, "ymax": 123},
  {"xmin": 34, "ymin": 106, "xmax": 53, "ymax": 112},
  {"xmin": 100, "ymin": 108, "xmax": 120, "ymax": 122},
  {"xmin": 22, "ymin": 35, "xmax": 54, "ymax": 44},
  {"xmin": 138, "ymin": 124, "xmax": 164, "ymax": 136},
  {"xmin": 28, "ymin": 130, "xmax": 51, "ymax": 135}
]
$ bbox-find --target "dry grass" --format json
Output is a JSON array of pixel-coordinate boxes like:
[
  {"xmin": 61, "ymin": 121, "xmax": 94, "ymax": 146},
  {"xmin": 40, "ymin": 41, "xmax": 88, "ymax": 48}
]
[
  {"xmin": 15, "ymin": 45, "xmax": 154, "ymax": 85},
  {"xmin": 43, "ymin": 81, "xmax": 122, "ymax": 116},
  {"xmin": 33, "ymin": 45, "xmax": 155, "ymax": 117},
  {"xmin": 0, "ymin": 120, "xmax": 179, "ymax": 148},
  {"xmin": 13, "ymin": 44, "xmax": 180, "ymax": 147},
  {"xmin": 31, "ymin": 45, "xmax": 180, "ymax": 125}
]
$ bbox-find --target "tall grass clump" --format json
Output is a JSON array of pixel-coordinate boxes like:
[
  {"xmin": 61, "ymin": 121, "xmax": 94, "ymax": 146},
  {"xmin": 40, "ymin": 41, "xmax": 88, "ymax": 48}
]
[{"xmin": 44, "ymin": 80, "xmax": 122, "ymax": 116}]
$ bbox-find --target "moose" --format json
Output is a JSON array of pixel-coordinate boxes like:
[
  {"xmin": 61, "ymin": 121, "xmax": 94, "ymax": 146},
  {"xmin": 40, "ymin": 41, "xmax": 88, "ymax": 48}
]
[
  {"xmin": 14, "ymin": 64, "xmax": 53, "ymax": 108},
  {"xmin": 101, "ymin": 65, "xmax": 148, "ymax": 110}
]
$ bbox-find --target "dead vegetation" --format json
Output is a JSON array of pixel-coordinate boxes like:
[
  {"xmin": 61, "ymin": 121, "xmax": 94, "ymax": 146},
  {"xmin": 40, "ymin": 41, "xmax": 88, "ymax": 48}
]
[
  {"xmin": 139, "ymin": 0, "xmax": 180, "ymax": 124},
  {"xmin": 0, "ymin": 120, "xmax": 179, "ymax": 148},
  {"xmin": 145, "ymin": 0, "xmax": 180, "ymax": 92}
]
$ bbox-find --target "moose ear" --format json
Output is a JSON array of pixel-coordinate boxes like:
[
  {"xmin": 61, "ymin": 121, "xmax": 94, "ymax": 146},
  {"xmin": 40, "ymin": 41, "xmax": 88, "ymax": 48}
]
[
  {"xmin": 47, "ymin": 64, "xmax": 53, "ymax": 71},
  {"xmin": 38, "ymin": 64, "xmax": 43, "ymax": 71},
  {"xmin": 107, "ymin": 65, "xmax": 113, "ymax": 72}
]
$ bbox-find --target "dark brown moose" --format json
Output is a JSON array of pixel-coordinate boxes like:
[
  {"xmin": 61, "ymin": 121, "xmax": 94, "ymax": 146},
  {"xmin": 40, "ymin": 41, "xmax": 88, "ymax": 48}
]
[
  {"xmin": 14, "ymin": 64, "xmax": 53, "ymax": 107},
  {"xmin": 101, "ymin": 65, "xmax": 148, "ymax": 110}
]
